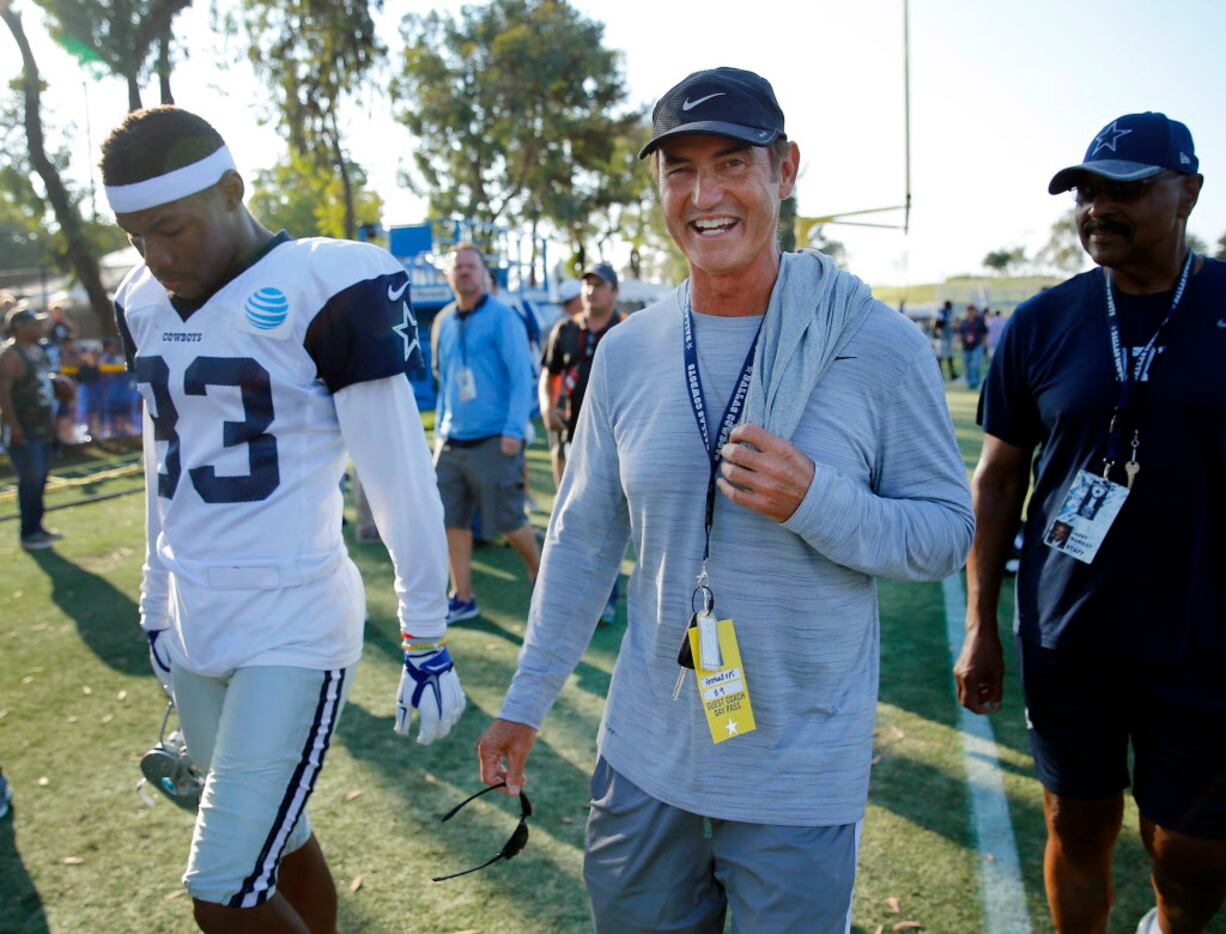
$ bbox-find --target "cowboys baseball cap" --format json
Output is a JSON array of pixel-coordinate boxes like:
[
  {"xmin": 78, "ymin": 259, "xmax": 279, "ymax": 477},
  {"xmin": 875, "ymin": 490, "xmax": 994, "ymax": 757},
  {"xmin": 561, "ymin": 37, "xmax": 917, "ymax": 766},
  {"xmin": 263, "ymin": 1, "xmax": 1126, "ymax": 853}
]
[
  {"xmin": 5, "ymin": 303, "xmax": 47, "ymax": 334},
  {"xmin": 639, "ymin": 67, "xmax": 785, "ymax": 159},
  {"xmin": 1048, "ymin": 112, "xmax": 1198, "ymax": 194},
  {"xmin": 581, "ymin": 262, "xmax": 618, "ymax": 290}
]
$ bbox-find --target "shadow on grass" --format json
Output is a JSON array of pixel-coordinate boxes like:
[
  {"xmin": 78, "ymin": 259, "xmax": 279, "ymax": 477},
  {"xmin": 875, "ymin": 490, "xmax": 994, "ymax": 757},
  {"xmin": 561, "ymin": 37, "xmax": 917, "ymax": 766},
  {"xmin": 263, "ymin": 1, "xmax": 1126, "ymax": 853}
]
[
  {"xmin": 26, "ymin": 548, "xmax": 145, "ymax": 676},
  {"xmin": 334, "ymin": 696, "xmax": 596, "ymax": 924},
  {"xmin": 0, "ymin": 808, "xmax": 50, "ymax": 934}
]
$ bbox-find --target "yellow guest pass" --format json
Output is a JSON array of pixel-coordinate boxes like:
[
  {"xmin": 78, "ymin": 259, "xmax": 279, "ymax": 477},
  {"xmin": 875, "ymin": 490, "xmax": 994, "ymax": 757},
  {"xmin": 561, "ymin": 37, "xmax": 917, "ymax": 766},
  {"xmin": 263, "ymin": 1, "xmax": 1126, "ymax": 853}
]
[{"xmin": 687, "ymin": 617, "xmax": 756, "ymax": 744}]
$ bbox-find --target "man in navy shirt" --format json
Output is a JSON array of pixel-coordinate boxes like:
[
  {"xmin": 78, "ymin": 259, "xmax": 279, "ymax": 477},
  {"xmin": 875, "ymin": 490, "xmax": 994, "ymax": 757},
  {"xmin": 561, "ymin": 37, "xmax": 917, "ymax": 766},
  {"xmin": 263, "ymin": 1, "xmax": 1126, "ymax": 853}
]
[{"xmin": 955, "ymin": 113, "xmax": 1225, "ymax": 933}]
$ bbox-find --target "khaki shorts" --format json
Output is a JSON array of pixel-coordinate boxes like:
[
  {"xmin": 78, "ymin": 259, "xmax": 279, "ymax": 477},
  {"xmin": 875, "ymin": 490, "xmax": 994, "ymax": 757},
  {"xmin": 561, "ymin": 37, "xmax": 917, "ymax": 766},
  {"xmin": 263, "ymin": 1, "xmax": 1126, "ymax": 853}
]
[{"xmin": 435, "ymin": 436, "xmax": 527, "ymax": 536}]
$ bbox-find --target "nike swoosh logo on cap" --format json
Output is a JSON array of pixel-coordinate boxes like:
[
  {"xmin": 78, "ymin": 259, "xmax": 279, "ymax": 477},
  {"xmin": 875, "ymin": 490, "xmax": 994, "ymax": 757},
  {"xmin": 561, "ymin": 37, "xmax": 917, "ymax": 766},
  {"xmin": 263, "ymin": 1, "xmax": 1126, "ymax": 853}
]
[
  {"xmin": 681, "ymin": 92, "xmax": 726, "ymax": 111},
  {"xmin": 387, "ymin": 281, "xmax": 409, "ymax": 302}
]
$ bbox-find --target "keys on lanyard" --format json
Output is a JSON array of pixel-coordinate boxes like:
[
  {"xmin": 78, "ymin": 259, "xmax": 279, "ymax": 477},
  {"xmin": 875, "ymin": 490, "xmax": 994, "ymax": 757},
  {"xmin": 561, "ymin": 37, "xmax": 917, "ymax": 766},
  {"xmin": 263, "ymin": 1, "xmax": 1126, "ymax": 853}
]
[
  {"xmin": 672, "ymin": 580, "xmax": 723, "ymax": 700},
  {"xmin": 1124, "ymin": 432, "xmax": 1140, "ymax": 489}
]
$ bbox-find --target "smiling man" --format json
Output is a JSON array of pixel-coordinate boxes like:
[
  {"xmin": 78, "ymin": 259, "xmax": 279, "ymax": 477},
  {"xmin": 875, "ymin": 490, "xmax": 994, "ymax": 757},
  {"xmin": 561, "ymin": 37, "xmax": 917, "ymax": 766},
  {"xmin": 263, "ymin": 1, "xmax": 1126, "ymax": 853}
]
[
  {"xmin": 955, "ymin": 113, "xmax": 1226, "ymax": 933},
  {"xmin": 478, "ymin": 67, "xmax": 972, "ymax": 931},
  {"xmin": 100, "ymin": 106, "xmax": 464, "ymax": 933}
]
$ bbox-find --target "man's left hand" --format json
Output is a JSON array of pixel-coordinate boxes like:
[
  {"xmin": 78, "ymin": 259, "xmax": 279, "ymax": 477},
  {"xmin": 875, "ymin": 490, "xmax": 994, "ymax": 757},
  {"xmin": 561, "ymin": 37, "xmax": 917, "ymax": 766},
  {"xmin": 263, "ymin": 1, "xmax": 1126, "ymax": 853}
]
[
  {"xmin": 716, "ymin": 423, "xmax": 814, "ymax": 523},
  {"xmin": 500, "ymin": 435, "xmax": 522, "ymax": 456}
]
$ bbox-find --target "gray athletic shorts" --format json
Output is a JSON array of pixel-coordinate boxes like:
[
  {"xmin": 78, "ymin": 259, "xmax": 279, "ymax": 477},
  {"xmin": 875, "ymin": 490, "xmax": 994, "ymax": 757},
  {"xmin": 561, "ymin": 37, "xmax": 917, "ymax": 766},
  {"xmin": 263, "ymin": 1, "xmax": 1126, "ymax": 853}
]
[
  {"xmin": 173, "ymin": 663, "xmax": 351, "ymax": 907},
  {"xmin": 583, "ymin": 756, "xmax": 861, "ymax": 933},
  {"xmin": 434, "ymin": 436, "xmax": 526, "ymax": 536}
]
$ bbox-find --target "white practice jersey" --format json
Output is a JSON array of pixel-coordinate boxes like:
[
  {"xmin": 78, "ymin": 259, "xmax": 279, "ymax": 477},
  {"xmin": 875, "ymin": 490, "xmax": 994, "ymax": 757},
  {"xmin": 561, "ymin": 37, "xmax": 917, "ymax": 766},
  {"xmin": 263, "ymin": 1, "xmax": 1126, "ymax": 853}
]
[{"xmin": 116, "ymin": 234, "xmax": 444, "ymax": 675}]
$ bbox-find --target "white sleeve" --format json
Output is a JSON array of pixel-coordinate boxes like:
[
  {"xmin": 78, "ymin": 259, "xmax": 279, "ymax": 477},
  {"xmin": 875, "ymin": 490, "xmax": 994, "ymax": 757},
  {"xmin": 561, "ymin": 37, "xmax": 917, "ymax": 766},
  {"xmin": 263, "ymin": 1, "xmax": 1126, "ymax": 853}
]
[
  {"xmin": 334, "ymin": 376, "xmax": 450, "ymax": 640},
  {"xmin": 139, "ymin": 406, "xmax": 171, "ymax": 633}
]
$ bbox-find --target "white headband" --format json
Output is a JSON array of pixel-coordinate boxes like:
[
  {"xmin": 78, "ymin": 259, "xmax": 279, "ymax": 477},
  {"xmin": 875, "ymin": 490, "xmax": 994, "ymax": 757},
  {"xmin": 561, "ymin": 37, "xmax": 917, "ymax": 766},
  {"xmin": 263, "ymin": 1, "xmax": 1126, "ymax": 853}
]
[{"xmin": 105, "ymin": 145, "xmax": 237, "ymax": 214}]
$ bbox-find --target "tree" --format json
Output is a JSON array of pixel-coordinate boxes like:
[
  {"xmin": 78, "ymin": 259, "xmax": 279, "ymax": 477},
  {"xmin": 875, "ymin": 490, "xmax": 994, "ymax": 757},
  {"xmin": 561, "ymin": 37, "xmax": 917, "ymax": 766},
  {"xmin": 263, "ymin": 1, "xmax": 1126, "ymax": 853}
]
[
  {"xmin": 1038, "ymin": 208, "xmax": 1085, "ymax": 275},
  {"xmin": 2, "ymin": 2, "xmax": 112, "ymax": 330},
  {"xmin": 983, "ymin": 246, "xmax": 1026, "ymax": 276},
  {"xmin": 1216, "ymin": 232, "xmax": 1226, "ymax": 261},
  {"xmin": 395, "ymin": 0, "xmax": 638, "ymax": 236},
  {"xmin": 778, "ymin": 196, "xmax": 797, "ymax": 252},
  {"xmin": 248, "ymin": 151, "xmax": 383, "ymax": 240},
  {"xmin": 1186, "ymin": 233, "xmax": 1207, "ymax": 256},
  {"xmin": 234, "ymin": 0, "xmax": 383, "ymax": 239},
  {"xmin": 39, "ymin": 0, "xmax": 192, "ymax": 110}
]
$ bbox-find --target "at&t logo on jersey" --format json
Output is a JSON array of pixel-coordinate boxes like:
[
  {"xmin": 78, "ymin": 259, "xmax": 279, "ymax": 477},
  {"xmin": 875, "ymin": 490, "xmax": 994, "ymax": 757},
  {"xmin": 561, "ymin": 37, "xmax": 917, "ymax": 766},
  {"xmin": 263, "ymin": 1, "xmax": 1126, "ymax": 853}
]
[{"xmin": 244, "ymin": 287, "xmax": 289, "ymax": 331}]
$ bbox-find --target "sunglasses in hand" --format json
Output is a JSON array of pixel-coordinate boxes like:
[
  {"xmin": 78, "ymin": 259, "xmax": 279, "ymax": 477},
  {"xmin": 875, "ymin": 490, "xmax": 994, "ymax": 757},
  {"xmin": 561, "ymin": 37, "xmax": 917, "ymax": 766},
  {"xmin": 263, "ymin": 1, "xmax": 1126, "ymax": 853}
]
[{"xmin": 432, "ymin": 781, "xmax": 532, "ymax": 882}]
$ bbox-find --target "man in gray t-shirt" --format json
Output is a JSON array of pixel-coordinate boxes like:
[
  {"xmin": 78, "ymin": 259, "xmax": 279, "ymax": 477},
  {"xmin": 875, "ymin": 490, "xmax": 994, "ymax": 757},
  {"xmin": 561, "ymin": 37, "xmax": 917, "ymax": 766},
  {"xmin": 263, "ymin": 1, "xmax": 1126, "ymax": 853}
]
[{"xmin": 478, "ymin": 67, "xmax": 972, "ymax": 932}]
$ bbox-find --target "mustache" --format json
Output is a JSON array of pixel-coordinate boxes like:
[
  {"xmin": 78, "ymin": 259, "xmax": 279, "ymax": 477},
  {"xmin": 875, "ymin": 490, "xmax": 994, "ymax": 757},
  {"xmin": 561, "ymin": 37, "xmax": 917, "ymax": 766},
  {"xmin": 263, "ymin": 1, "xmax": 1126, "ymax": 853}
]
[{"xmin": 1083, "ymin": 219, "xmax": 1132, "ymax": 238}]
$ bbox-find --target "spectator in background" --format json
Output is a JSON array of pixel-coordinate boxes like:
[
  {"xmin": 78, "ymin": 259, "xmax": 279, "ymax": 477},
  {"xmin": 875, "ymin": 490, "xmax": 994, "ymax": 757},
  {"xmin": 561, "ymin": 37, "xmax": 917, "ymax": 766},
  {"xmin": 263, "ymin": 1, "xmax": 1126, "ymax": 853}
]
[
  {"xmin": 433, "ymin": 242, "xmax": 539, "ymax": 623},
  {"xmin": 958, "ymin": 303, "xmax": 989, "ymax": 389},
  {"xmin": 55, "ymin": 337, "xmax": 82, "ymax": 444},
  {"xmin": 0, "ymin": 305, "xmax": 63, "ymax": 549},
  {"xmin": 539, "ymin": 261, "xmax": 625, "ymax": 624},
  {"xmin": 933, "ymin": 299, "xmax": 957, "ymax": 380},
  {"xmin": 557, "ymin": 278, "xmax": 583, "ymax": 320},
  {"xmin": 48, "ymin": 304, "xmax": 74, "ymax": 347},
  {"xmin": 985, "ymin": 309, "xmax": 1007, "ymax": 361},
  {"xmin": 540, "ymin": 278, "xmax": 584, "ymax": 487},
  {"xmin": 100, "ymin": 338, "xmax": 135, "ymax": 437},
  {"xmin": 76, "ymin": 345, "xmax": 102, "ymax": 441}
]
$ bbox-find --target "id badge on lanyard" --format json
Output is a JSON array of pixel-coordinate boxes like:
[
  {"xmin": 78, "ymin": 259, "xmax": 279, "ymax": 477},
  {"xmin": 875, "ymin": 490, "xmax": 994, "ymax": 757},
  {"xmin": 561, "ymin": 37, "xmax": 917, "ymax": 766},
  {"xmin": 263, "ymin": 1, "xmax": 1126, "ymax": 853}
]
[
  {"xmin": 670, "ymin": 286, "xmax": 763, "ymax": 743},
  {"xmin": 457, "ymin": 314, "xmax": 478, "ymax": 402},
  {"xmin": 1043, "ymin": 252, "xmax": 1194, "ymax": 564}
]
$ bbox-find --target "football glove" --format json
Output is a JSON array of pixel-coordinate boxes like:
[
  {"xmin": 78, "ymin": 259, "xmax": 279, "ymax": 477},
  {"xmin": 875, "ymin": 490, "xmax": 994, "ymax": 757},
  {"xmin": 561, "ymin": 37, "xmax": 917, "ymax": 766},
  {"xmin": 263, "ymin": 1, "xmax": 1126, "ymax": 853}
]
[
  {"xmin": 395, "ymin": 646, "xmax": 465, "ymax": 745},
  {"xmin": 146, "ymin": 629, "xmax": 173, "ymax": 698}
]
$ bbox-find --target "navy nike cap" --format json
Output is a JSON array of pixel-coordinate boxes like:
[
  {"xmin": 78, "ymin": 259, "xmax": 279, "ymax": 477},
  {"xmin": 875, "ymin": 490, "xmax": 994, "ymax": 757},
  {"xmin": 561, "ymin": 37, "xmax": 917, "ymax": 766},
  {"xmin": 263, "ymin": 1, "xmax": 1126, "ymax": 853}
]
[
  {"xmin": 639, "ymin": 67, "xmax": 785, "ymax": 159},
  {"xmin": 1048, "ymin": 112, "xmax": 1198, "ymax": 194}
]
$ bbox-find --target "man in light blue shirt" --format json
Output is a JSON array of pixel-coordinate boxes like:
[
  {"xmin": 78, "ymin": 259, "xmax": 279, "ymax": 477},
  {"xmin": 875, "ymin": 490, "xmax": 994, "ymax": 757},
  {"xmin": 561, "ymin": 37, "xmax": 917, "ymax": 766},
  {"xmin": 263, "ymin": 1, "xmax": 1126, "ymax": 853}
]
[{"xmin": 433, "ymin": 243, "xmax": 539, "ymax": 622}]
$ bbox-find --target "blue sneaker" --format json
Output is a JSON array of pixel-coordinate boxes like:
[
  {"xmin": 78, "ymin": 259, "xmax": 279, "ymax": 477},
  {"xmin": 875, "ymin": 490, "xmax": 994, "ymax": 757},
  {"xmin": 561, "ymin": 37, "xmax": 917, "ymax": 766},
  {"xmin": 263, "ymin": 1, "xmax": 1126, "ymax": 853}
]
[
  {"xmin": 0, "ymin": 769, "xmax": 11, "ymax": 820},
  {"xmin": 599, "ymin": 599, "xmax": 617, "ymax": 625},
  {"xmin": 446, "ymin": 595, "xmax": 480, "ymax": 623}
]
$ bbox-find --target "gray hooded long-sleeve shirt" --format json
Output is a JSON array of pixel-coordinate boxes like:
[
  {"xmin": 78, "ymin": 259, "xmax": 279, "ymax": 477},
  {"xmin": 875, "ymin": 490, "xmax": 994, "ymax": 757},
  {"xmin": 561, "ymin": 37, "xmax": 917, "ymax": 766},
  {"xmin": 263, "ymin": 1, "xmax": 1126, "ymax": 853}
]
[{"xmin": 499, "ymin": 291, "xmax": 972, "ymax": 827}]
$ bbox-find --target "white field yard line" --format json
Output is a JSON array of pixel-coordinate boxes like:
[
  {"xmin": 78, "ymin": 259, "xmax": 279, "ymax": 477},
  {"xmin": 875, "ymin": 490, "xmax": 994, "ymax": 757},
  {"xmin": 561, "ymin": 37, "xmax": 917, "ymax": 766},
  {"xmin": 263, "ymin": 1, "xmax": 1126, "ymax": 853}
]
[{"xmin": 942, "ymin": 573, "xmax": 1032, "ymax": 933}]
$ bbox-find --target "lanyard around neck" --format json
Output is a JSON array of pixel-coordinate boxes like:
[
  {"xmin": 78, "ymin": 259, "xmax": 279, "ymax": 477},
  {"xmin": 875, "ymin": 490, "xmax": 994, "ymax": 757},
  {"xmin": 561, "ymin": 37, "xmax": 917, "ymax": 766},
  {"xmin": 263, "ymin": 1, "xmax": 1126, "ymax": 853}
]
[
  {"xmin": 1103, "ymin": 250, "xmax": 1194, "ymax": 406},
  {"xmin": 1100, "ymin": 250, "xmax": 1194, "ymax": 476},
  {"xmin": 681, "ymin": 283, "xmax": 764, "ymax": 578}
]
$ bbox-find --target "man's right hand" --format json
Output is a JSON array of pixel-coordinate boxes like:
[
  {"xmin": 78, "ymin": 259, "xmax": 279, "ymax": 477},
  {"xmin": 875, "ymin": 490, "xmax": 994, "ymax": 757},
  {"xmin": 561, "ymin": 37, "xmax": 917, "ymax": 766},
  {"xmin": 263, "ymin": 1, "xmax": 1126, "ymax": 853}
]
[
  {"xmin": 954, "ymin": 626, "xmax": 1004, "ymax": 715},
  {"xmin": 476, "ymin": 718, "xmax": 537, "ymax": 796},
  {"xmin": 546, "ymin": 407, "xmax": 567, "ymax": 433},
  {"xmin": 146, "ymin": 629, "xmax": 173, "ymax": 698}
]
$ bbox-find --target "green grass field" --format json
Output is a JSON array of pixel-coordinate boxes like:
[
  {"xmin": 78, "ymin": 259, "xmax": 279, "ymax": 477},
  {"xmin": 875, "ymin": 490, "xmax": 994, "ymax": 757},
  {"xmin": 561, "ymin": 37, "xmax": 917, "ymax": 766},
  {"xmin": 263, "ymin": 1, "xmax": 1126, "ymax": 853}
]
[{"xmin": 0, "ymin": 388, "xmax": 1212, "ymax": 933}]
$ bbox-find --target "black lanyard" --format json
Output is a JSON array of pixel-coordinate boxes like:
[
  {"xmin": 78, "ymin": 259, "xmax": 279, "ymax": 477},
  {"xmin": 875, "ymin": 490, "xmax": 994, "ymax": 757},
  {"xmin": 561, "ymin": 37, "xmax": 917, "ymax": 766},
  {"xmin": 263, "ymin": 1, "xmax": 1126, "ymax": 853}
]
[
  {"xmin": 681, "ymin": 291, "xmax": 763, "ymax": 581},
  {"xmin": 1100, "ymin": 251, "xmax": 1194, "ymax": 474}
]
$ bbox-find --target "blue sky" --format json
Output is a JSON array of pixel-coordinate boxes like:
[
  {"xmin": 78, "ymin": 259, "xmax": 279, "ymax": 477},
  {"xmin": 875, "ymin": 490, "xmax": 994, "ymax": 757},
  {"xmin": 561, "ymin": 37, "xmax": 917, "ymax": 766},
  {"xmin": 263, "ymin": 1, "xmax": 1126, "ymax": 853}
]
[{"xmin": 14, "ymin": 0, "xmax": 1226, "ymax": 286}]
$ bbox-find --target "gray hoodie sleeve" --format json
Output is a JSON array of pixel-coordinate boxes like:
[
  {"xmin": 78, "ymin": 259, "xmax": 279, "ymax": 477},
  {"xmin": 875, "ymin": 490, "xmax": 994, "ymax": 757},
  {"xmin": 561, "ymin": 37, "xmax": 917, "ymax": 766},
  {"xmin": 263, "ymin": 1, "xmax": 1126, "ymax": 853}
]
[
  {"xmin": 782, "ymin": 343, "xmax": 974, "ymax": 581},
  {"xmin": 498, "ymin": 348, "xmax": 631, "ymax": 728}
]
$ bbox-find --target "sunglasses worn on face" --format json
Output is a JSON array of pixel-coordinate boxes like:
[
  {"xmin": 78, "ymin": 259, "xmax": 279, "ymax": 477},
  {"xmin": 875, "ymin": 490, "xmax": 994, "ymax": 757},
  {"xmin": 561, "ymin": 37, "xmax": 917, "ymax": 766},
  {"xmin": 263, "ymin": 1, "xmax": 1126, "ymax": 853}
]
[
  {"xmin": 431, "ymin": 781, "xmax": 532, "ymax": 882},
  {"xmin": 1073, "ymin": 171, "xmax": 1178, "ymax": 206}
]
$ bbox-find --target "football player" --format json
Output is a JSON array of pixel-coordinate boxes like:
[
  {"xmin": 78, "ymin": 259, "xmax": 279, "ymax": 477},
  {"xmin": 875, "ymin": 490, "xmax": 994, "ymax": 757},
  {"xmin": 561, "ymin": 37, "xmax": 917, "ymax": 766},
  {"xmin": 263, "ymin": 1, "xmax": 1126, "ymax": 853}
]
[{"xmin": 100, "ymin": 107, "xmax": 464, "ymax": 933}]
